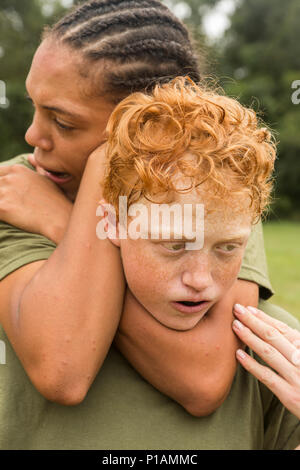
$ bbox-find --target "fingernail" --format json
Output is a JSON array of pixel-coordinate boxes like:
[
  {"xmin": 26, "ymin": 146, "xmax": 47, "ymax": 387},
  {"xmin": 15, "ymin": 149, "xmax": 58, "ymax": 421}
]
[
  {"xmin": 232, "ymin": 319, "xmax": 244, "ymax": 330},
  {"xmin": 292, "ymin": 350, "xmax": 300, "ymax": 366},
  {"xmin": 234, "ymin": 303, "xmax": 247, "ymax": 315},
  {"xmin": 236, "ymin": 349, "xmax": 246, "ymax": 360},
  {"xmin": 247, "ymin": 306, "xmax": 258, "ymax": 315}
]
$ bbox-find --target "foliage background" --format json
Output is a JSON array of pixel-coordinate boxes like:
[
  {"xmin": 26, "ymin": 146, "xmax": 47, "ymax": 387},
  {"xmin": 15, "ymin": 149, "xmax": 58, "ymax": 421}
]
[{"xmin": 0, "ymin": 0, "xmax": 299, "ymax": 218}]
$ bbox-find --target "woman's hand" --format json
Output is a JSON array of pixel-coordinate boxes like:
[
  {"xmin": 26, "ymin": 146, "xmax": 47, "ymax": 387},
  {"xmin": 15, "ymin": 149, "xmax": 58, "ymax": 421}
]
[
  {"xmin": 0, "ymin": 156, "xmax": 72, "ymax": 243},
  {"xmin": 232, "ymin": 304, "xmax": 300, "ymax": 419}
]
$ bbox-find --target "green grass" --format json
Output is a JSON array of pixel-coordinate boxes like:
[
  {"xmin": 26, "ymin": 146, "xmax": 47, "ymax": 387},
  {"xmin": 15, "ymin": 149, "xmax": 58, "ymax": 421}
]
[{"xmin": 263, "ymin": 221, "xmax": 300, "ymax": 321}]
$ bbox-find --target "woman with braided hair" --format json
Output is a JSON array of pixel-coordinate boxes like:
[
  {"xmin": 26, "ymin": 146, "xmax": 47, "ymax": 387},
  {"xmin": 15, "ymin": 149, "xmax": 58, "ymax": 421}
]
[{"xmin": 0, "ymin": 0, "xmax": 278, "ymax": 448}]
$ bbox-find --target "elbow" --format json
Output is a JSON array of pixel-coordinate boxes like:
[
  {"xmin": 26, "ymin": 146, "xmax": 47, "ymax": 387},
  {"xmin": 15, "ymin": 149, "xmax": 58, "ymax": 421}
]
[
  {"xmin": 29, "ymin": 365, "xmax": 90, "ymax": 406},
  {"xmin": 40, "ymin": 384, "xmax": 88, "ymax": 407},
  {"xmin": 181, "ymin": 377, "xmax": 233, "ymax": 418},
  {"xmin": 36, "ymin": 379, "xmax": 89, "ymax": 406},
  {"xmin": 183, "ymin": 394, "xmax": 227, "ymax": 418}
]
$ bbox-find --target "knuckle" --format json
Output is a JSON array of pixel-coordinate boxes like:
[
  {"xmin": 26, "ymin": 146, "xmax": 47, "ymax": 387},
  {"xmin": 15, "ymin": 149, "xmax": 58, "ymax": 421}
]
[
  {"xmin": 290, "ymin": 369, "xmax": 300, "ymax": 385},
  {"xmin": 261, "ymin": 367, "xmax": 275, "ymax": 387},
  {"xmin": 0, "ymin": 175, "xmax": 9, "ymax": 184},
  {"xmin": 11, "ymin": 164, "xmax": 22, "ymax": 173},
  {"xmin": 0, "ymin": 203, "xmax": 8, "ymax": 214},
  {"xmin": 293, "ymin": 338, "xmax": 300, "ymax": 349},
  {"xmin": 10, "ymin": 165, "xmax": 18, "ymax": 173},
  {"xmin": 276, "ymin": 321, "xmax": 289, "ymax": 336},
  {"xmin": 291, "ymin": 349, "xmax": 300, "ymax": 366},
  {"xmin": 286, "ymin": 391, "xmax": 300, "ymax": 409},
  {"xmin": 262, "ymin": 343, "xmax": 277, "ymax": 358},
  {"xmin": 264, "ymin": 327, "xmax": 279, "ymax": 341}
]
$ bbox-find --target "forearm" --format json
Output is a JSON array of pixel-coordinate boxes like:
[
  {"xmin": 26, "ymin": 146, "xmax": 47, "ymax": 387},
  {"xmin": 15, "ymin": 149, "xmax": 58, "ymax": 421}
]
[
  {"xmin": 6, "ymin": 152, "xmax": 125, "ymax": 404},
  {"xmin": 115, "ymin": 280, "xmax": 259, "ymax": 416}
]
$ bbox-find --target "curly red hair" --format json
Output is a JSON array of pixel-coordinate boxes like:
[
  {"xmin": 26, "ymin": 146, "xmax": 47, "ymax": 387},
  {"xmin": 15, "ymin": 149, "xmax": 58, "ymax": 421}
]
[{"xmin": 103, "ymin": 77, "xmax": 276, "ymax": 222}]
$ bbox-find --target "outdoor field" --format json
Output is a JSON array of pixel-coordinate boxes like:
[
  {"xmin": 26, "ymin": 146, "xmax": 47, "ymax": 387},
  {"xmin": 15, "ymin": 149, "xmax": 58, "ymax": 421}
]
[{"xmin": 263, "ymin": 221, "xmax": 300, "ymax": 322}]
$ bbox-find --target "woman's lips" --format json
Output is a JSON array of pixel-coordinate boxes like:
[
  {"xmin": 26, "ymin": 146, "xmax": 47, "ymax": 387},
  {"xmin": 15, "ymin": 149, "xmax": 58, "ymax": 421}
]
[
  {"xmin": 44, "ymin": 170, "xmax": 73, "ymax": 185},
  {"xmin": 170, "ymin": 300, "xmax": 211, "ymax": 314}
]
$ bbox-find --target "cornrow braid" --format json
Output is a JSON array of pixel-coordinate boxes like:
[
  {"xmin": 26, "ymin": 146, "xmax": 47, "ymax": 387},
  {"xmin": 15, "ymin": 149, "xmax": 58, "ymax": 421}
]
[
  {"xmin": 88, "ymin": 39, "xmax": 196, "ymax": 68},
  {"xmin": 53, "ymin": 0, "xmax": 171, "ymax": 33},
  {"xmin": 64, "ymin": 9, "xmax": 189, "ymax": 47},
  {"xmin": 44, "ymin": 0, "xmax": 202, "ymax": 102}
]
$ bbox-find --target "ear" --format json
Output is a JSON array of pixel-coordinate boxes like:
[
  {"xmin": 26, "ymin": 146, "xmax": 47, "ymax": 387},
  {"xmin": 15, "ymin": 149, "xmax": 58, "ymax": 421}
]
[{"xmin": 96, "ymin": 200, "xmax": 121, "ymax": 246}]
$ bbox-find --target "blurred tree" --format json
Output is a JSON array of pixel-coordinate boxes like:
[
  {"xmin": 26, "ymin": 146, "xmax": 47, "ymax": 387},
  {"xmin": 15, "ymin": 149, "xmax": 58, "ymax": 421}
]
[
  {"xmin": 215, "ymin": 0, "xmax": 300, "ymax": 218},
  {"xmin": 163, "ymin": 0, "xmax": 221, "ymax": 73},
  {"xmin": 166, "ymin": 0, "xmax": 300, "ymax": 217}
]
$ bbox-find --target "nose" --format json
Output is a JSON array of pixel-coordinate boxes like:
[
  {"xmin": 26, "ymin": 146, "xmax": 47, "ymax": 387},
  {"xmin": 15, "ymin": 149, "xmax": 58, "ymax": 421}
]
[
  {"xmin": 25, "ymin": 114, "xmax": 53, "ymax": 152},
  {"xmin": 181, "ymin": 254, "xmax": 214, "ymax": 292}
]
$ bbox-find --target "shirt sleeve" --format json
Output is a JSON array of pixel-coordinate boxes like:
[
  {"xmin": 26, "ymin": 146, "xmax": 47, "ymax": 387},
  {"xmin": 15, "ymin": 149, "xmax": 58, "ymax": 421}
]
[
  {"xmin": 0, "ymin": 221, "xmax": 56, "ymax": 281},
  {"xmin": 238, "ymin": 220, "xmax": 274, "ymax": 300}
]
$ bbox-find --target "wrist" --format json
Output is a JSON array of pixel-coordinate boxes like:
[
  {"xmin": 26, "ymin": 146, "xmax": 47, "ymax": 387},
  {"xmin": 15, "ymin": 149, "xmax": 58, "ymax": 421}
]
[{"xmin": 45, "ymin": 201, "xmax": 73, "ymax": 244}]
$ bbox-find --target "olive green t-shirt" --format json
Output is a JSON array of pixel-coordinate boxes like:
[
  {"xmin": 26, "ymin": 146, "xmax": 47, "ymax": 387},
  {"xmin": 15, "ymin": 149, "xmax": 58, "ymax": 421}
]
[
  {"xmin": 0, "ymin": 300, "xmax": 299, "ymax": 450},
  {"xmin": 0, "ymin": 154, "xmax": 274, "ymax": 297}
]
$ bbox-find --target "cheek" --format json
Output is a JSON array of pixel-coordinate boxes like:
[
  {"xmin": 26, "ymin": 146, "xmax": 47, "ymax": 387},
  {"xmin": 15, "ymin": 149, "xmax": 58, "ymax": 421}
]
[
  {"xmin": 121, "ymin": 244, "xmax": 169, "ymax": 299},
  {"xmin": 214, "ymin": 256, "xmax": 243, "ymax": 291},
  {"xmin": 58, "ymin": 135, "xmax": 97, "ymax": 176}
]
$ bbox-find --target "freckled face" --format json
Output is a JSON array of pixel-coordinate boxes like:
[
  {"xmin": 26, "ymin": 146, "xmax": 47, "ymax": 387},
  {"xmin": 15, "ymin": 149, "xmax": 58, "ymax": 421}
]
[
  {"xmin": 118, "ymin": 190, "xmax": 252, "ymax": 331},
  {"xmin": 25, "ymin": 39, "xmax": 115, "ymax": 201}
]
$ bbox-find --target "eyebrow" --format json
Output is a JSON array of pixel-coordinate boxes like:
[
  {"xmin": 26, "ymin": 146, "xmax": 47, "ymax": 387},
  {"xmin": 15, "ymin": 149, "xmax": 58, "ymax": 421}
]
[
  {"xmin": 145, "ymin": 231, "xmax": 196, "ymax": 242},
  {"xmin": 25, "ymin": 93, "xmax": 86, "ymax": 121},
  {"xmin": 147, "ymin": 232, "xmax": 249, "ymax": 243}
]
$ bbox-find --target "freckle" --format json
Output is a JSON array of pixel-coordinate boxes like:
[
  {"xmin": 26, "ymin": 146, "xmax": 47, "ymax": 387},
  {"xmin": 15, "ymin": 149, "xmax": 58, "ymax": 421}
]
[
  {"xmin": 65, "ymin": 335, "xmax": 71, "ymax": 343},
  {"xmin": 205, "ymin": 352, "xmax": 209, "ymax": 357},
  {"xmin": 61, "ymin": 360, "xmax": 68, "ymax": 366}
]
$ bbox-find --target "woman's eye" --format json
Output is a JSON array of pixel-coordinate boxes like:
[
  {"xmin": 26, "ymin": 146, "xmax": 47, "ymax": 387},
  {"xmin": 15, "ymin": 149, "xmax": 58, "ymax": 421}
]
[
  {"xmin": 54, "ymin": 119, "xmax": 74, "ymax": 131},
  {"xmin": 162, "ymin": 242, "xmax": 186, "ymax": 252}
]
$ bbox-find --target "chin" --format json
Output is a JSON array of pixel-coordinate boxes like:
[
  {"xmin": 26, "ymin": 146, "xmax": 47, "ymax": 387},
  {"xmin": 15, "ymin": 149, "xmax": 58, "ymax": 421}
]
[{"xmin": 150, "ymin": 312, "xmax": 207, "ymax": 331}]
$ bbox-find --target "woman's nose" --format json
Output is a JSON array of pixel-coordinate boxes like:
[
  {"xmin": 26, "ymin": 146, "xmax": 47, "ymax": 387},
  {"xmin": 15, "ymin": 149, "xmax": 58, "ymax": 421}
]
[{"xmin": 25, "ymin": 116, "xmax": 53, "ymax": 152}]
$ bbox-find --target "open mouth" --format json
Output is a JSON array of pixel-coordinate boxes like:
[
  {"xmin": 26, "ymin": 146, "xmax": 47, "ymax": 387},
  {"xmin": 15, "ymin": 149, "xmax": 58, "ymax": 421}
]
[
  {"xmin": 171, "ymin": 300, "xmax": 211, "ymax": 314},
  {"xmin": 43, "ymin": 169, "xmax": 73, "ymax": 184},
  {"xmin": 178, "ymin": 301, "xmax": 205, "ymax": 307},
  {"xmin": 47, "ymin": 170, "xmax": 70, "ymax": 178}
]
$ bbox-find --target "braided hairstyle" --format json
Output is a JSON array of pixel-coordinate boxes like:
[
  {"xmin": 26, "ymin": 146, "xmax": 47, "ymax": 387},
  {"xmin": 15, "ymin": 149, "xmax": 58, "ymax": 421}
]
[{"xmin": 43, "ymin": 0, "xmax": 202, "ymax": 103}]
